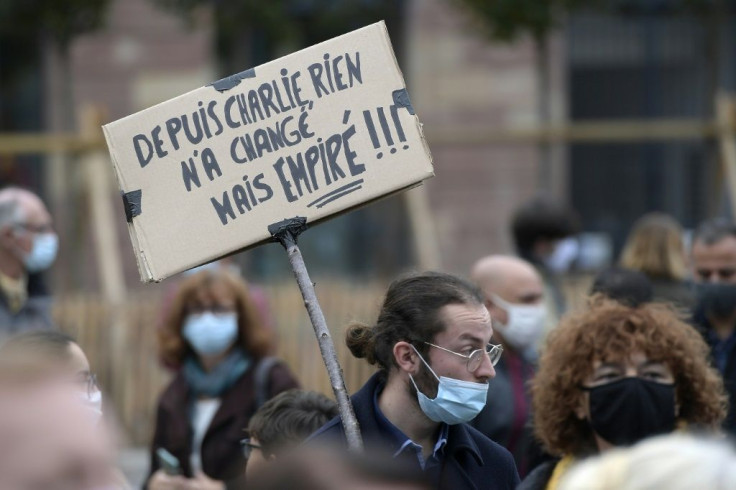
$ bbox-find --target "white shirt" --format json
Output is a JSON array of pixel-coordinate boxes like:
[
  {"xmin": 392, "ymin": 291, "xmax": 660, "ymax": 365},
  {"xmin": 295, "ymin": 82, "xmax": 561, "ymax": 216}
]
[{"xmin": 190, "ymin": 398, "xmax": 222, "ymax": 474}]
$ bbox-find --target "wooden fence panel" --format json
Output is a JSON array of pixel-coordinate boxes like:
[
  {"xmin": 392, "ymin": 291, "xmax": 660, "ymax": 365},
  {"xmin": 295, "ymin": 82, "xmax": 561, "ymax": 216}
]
[
  {"xmin": 52, "ymin": 275, "xmax": 594, "ymax": 446},
  {"xmin": 52, "ymin": 280, "xmax": 386, "ymax": 446}
]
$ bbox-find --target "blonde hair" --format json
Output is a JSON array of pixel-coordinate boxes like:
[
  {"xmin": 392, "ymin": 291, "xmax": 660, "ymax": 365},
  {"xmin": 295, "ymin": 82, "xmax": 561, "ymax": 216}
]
[
  {"xmin": 620, "ymin": 212, "xmax": 688, "ymax": 281},
  {"xmin": 559, "ymin": 433, "xmax": 736, "ymax": 490}
]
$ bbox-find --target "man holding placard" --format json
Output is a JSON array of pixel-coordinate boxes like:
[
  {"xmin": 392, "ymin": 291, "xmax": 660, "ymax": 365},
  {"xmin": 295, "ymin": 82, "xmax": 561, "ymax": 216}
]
[{"xmin": 308, "ymin": 272, "xmax": 520, "ymax": 489}]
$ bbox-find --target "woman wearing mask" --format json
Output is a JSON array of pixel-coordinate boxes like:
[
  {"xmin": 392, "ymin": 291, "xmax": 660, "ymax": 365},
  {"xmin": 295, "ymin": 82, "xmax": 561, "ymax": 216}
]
[
  {"xmin": 518, "ymin": 297, "xmax": 727, "ymax": 490},
  {"xmin": 146, "ymin": 270, "xmax": 299, "ymax": 490}
]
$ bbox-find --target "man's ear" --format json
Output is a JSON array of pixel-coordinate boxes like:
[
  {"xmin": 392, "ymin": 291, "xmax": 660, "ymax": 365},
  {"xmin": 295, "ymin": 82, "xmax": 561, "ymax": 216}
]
[{"xmin": 393, "ymin": 341, "xmax": 421, "ymax": 375}]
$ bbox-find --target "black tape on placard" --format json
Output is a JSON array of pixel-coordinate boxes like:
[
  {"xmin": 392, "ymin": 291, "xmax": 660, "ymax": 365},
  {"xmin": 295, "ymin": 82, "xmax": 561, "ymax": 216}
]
[
  {"xmin": 268, "ymin": 216, "xmax": 308, "ymax": 248},
  {"xmin": 208, "ymin": 68, "xmax": 256, "ymax": 92},
  {"xmin": 392, "ymin": 88, "xmax": 415, "ymax": 115},
  {"xmin": 121, "ymin": 190, "xmax": 142, "ymax": 223}
]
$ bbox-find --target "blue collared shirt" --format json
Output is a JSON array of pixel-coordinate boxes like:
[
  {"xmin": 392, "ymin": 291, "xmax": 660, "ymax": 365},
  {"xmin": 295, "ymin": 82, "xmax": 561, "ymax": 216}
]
[{"xmin": 372, "ymin": 382, "xmax": 448, "ymax": 470}]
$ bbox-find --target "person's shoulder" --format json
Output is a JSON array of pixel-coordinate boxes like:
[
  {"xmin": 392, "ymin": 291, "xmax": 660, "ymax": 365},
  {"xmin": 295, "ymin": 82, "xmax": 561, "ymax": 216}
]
[
  {"xmin": 517, "ymin": 460, "xmax": 559, "ymax": 490},
  {"xmin": 450, "ymin": 424, "xmax": 519, "ymax": 488},
  {"xmin": 464, "ymin": 423, "xmax": 515, "ymax": 462},
  {"xmin": 157, "ymin": 371, "xmax": 188, "ymax": 411},
  {"xmin": 260, "ymin": 357, "xmax": 301, "ymax": 394}
]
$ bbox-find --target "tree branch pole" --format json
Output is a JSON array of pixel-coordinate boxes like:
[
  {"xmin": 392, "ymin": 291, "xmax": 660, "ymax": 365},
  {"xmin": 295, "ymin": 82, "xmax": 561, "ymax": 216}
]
[{"xmin": 269, "ymin": 217, "xmax": 364, "ymax": 452}]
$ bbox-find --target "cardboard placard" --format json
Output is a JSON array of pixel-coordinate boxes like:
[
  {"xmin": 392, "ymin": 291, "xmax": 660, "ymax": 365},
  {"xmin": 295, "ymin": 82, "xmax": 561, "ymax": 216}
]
[{"xmin": 103, "ymin": 21, "xmax": 434, "ymax": 282}]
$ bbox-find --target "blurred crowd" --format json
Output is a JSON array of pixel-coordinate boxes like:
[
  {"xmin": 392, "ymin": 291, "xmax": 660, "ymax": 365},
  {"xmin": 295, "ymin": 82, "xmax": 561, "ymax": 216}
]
[{"xmin": 2, "ymin": 186, "xmax": 736, "ymax": 490}]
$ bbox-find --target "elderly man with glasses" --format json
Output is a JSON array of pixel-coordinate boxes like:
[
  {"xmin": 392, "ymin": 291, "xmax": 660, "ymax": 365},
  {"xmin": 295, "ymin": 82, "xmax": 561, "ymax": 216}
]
[{"xmin": 308, "ymin": 272, "xmax": 519, "ymax": 490}]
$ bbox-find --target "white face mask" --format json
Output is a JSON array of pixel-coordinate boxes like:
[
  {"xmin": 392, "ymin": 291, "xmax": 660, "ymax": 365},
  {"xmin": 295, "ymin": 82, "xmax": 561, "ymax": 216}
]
[
  {"xmin": 544, "ymin": 237, "xmax": 579, "ymax": 273},
  {"xmin": 183, "ymin": 312, "xmax": 238, "ymax": 356},
  {"xmin": 409, "ymin": 346, "xmax": 488, "ymax": 425},
  {"xmin": 490, "ymin": 293, "xmax": 546, "ymax": 351},
  {"xmin": 22, "ymin": 232, "xmax": 58, "ymax": 272}
]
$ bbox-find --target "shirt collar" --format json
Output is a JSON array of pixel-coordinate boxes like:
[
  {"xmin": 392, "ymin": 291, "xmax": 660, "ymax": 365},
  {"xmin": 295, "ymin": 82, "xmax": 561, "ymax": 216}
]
[
  {"xmin": 0, "ymin": 271, "xmax": 27, "ymax": 313},
  {"xmin": 371, "ymin": 379, "xmax": 449, "ymax": 469}
]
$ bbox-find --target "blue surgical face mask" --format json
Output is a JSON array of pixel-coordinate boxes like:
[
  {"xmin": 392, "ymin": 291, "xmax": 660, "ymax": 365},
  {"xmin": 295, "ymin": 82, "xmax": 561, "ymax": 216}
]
[
  {"xmin": 23, "ymin": 232, "xmax": 58, "ymax": 272},
  {"xmin": 183, "ymin": 312, "xmax": 238, "ymax": 356},
  {"xmin": 409, "ymin": 346, "xmax": 488, "ymax": 425}
]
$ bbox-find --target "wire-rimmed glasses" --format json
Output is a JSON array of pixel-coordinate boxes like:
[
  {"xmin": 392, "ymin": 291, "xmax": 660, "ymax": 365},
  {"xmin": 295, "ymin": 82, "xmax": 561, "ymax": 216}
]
[
  {"xmin": 240, "ymin": 438, "xmax": 262, "ymax": 459},
  {"xmin": 85, "ymin": 373, "xmax": 99, "ymax": 397},
  {"xmin": 424, "ymin": 342, "xmax": 503, "ymax": 372}
]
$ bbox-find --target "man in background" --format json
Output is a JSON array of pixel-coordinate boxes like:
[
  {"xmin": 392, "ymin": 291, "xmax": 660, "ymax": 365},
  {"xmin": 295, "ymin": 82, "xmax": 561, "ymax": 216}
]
[
  {"xmin": 690, "ymin": 218, "xmax": 736, "ymax": 435},
  {"xmin": 511, "ymin": 196, "xmax": 579, "ymax": 320},
  {"xmin": 0, "ymin": 187, "xmax": 58, "ymax": 337},
  {"xmin": 470, "ymin": 255, "xmax": 546, "ymax": 477}
]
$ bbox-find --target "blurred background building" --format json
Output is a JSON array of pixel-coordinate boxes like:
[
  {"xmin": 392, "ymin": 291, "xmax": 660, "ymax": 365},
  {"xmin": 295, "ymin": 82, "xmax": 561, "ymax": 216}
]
[{"xmin": 4, "ymin": 0, "xmax": 734, "ymax": 286}]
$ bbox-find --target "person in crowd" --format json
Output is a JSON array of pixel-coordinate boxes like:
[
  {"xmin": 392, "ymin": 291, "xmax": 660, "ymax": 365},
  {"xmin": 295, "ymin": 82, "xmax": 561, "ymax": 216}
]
[
  {"xmin": 469, "ymin": 255, "xmax": 546, "ymax": 477},
  {"xmin": 0, "ymin": 187, "xmax": 58, "ymax": 338},
  {"xmin": 159, "ymin": 257, "xmax": 278, "ymax": 366},
  {"xmin": 558, "ymin": 433, "xmax": 736, "ymax": 490},
  {"xmin": 619, "ymin": 212, "xmax": 694, "ymax": 310},
  {"xmin": 0, "ymin": 330, "xmax": 125, "ymax": 489},
  {"xmin": 146, "ymin": 269, "xmax": 300, "ymax": 490},
  {"xmin": 244, "ymin": 389, "xmax": 338, "ymax": 480},
  {"xmin": 511, "ymin": 196, "xmax": 580, "ymax": 321},
  {"xmin": 0, "ymin": 330, "xmax": 102, "ymax": 419},
  {"xmin": 308, "ymin": 271, "xmax": 519, "ymax": 490},
  {"xmin": 691, "ymin": 218, "xmax": 736, "ymax": 436},
  {"xmin": 247, "ymin": 444, "xmax": 432, "ymax": 490},
  {"xmin": 590, "ymin": 267, "xmax": 654, "ymax": 308},
  {"xmin": 519, "ymin": 298, "xmax": 727, "ymax": 490}
]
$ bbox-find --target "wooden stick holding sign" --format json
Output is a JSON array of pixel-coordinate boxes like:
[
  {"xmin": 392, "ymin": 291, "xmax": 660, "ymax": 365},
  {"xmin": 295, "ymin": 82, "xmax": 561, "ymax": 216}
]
[
  {"xmin": 102, "ymin": 22, "xmax": 434, "ymax": 451},
  {"xmin": 269, "ymin": 216, "xmax": 363, "ymax": 450}
]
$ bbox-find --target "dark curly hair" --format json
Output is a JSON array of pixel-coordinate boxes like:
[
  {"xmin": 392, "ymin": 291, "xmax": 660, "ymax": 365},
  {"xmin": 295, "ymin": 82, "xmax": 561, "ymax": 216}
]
[
  {"xmin": 345, "ymin": 271, "xmax": 483, "ymax": 375},
  {"xmin": 532, "ymin": 297, "xmax": 727, "ymax": 457}
]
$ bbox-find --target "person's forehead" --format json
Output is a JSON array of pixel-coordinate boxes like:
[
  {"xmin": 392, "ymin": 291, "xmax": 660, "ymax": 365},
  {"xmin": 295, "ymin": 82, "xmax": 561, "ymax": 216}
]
[
  {"xmin": 498, "ymin": 270, "xmax": 543, "ymax": 300},
  {"xmin": 66, "ymin": 343, "xmax": 90, "ymax": 374},
  {"xmin": 19, "ymin": 196, "xmax": 51, "ymax": 224},
  {"xmin": 692, "ymin": 237, "xmax": 736, "ymax": 267},
  {"xmin": 437, "ymin": 303, "xmax": 491, "ymax": 339},
  {"xmin": 592, "ymin": 351, "xmax": 665, "ymax": 368},
  {"xmin": 190, "ymin": 280, "xmax": 236, "ymax": 304}
]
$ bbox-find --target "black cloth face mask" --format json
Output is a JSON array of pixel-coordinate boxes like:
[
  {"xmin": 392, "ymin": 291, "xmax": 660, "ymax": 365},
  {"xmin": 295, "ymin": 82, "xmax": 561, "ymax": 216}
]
[
  {"xmin": 583, "ymin": 377, "xmax": 676, "ymax": 447},
  {"xmin": 695, "ymin": 282, "xmax": 736, "ymax": 320}
]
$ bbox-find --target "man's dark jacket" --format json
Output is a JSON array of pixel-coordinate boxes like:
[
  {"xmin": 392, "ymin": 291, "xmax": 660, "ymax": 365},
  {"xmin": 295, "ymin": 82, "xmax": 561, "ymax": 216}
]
[
  {"xmin": 309, "ymin": 373, "xmax": 520, "ymax": 490},
  {"xmin": 693, "ymin": 308, "xmax": 736, "ymax": 435}
]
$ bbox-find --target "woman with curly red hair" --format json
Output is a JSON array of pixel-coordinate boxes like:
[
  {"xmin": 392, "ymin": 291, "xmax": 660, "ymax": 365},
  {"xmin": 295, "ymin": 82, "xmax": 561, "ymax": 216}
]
[
  {"xmin": 519, "ymin": 298, "xmax": 727, "ymax": 490},
  {"xmin": 146, "ymin": 269, "xmax": 299, "ymax": 490}
]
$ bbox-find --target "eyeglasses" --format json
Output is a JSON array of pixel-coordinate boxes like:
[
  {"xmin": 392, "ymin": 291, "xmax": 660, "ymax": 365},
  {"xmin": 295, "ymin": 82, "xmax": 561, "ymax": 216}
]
[
  {"xmin": 86, "ymin": 373, "xmax": 99, "ymax": 397},
  {"xmin": 424, "ymin": 342, "xmax": 503, "ymax": 372},
  {"xmin": 75, "ymin": 372, "xmax": 99, "ymax": 397},
  {"xmin": 240, "ymin": 438, "xmax": 262, "ymax": 459}
]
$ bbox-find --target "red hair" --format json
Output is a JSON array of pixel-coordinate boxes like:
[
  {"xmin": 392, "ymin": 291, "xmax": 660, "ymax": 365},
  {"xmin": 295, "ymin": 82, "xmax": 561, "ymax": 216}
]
[{"xmin": 157, "ymin": 270, "xmax": 273, "ymax": 368}]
